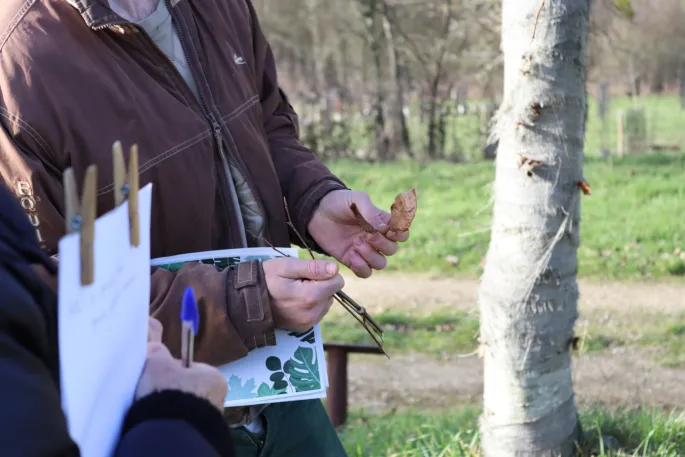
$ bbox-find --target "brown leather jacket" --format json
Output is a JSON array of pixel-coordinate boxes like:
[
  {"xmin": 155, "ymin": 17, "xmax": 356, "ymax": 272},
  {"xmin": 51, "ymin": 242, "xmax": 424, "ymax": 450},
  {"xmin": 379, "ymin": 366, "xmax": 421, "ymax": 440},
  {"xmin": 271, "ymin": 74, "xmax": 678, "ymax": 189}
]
[{"xmin": 0, "ymin": 0, "xmax": 345, "ymax": 365}]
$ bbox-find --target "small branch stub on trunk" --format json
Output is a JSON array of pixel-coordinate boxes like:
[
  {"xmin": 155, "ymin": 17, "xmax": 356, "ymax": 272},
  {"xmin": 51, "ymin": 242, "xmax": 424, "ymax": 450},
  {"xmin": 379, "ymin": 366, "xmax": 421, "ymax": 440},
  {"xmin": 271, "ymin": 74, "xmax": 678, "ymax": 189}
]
[{"xmin": 518, "ymin": 154, "xmax": 544, "ymax": 177}]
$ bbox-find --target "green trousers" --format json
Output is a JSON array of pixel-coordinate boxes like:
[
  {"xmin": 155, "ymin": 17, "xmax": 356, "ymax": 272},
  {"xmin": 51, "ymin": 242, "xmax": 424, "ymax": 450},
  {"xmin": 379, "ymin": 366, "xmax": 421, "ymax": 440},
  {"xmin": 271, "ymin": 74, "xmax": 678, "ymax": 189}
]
[{"xmin": 230, "ymin": 400, "xmax": 347, "ymax": 457}]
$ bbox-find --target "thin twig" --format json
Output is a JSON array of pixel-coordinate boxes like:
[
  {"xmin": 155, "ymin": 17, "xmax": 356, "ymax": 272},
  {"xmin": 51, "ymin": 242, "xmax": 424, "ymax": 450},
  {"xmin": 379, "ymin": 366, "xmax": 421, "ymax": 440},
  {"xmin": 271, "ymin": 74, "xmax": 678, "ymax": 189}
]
[
  {"xmin": 337, "ymin": 291, "xmax": 384, "ymax": 336},
  {"xmin": 281, "ymin": 197, "xmax": 387, "ymax": 355},
  {"xmin": 247, "ymin": 230, "xmax": 291, "ymax": 258},
  {"xmin": 529, "ymin": 0, "xmax": 545, "ymax": 46},
  {"xmin": 456, "ymin": 228, "xmax": 491, "ymax": 238},
  {"xmin": 456, "ymin": 349, "xmax": 479, "ymax": 359},
  {"xmin": 333, "ymin": 294, "xmax": 388, "ymax": 358},
  {"xmin": 283, "ymin": 198, "xmax": 314, "ymax": 258}
]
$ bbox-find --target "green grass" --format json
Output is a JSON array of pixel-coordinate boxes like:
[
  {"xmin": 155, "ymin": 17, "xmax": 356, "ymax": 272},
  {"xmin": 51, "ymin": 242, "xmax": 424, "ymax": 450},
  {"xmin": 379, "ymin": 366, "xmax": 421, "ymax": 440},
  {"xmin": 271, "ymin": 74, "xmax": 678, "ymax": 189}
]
[
  {"xmin": 339, "ymin": 408, "xmax": 685, "ymax": 456},
  {"xmin": 322, "ymin": 306, "xmax": 685, "ymax": 366},
  {"xmin": 638, "ymin": 318, "xmax": 685, "ymax": 368},
  {"xmin": 326, "ymin": 152, "xmax": 685, "ymax": 280},
  {"xmin": 321, "ymin": 309, "xmax": 479, "ymax": 358},
  {"xmin": 579, "ymin": 311, "xmax": 685, "ymax": 367}
]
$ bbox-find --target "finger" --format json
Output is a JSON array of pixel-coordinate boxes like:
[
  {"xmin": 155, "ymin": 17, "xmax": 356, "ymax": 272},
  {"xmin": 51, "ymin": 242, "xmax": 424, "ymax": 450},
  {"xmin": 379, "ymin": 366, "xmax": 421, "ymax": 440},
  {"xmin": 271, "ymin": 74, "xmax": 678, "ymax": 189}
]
[
  {"xmin": 345, "ymin": 250, "xmax": 372, "ymax": 278},
  {"xmin": 323, "ymin": 294, "xmax": 335, "ymax": 313},
  {"xmin": 350, "ymin": 192, "xmax": 389, "ymax": 232},
  {"xmin": 299, "ymin": 274, "xmax": 345, "ymax": 304},
  {"xmin": 279, "ymin": 258, "xmax": 339, "ymax": 281},
  {"xmin": 365, "ymin": 232, "xmax": 398, "ymax": 256},
  {"xmin": 386, "ymin": 229, "xmax": 410, "ymax": 243},
  {"xmin": 354, "ymin": 238, "xmax": 387, "ymax": 270},
  {"xmin": 314, "ymin": 295, "xmax": 336, "ymax": 323},
  {"xmin": 147, "ymin": 341, "xmax": 172, "ymax": 358},
  {"xmin": 148, "ymin": 318, "xmax": 163, "ymax": 343}
]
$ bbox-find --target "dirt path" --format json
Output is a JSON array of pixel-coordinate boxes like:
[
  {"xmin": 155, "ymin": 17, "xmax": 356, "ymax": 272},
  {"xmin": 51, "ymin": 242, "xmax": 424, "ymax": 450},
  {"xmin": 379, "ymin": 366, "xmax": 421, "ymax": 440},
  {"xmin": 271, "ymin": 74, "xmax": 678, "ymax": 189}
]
[
  {"xmin": 341, "ymin": 273, "xmax": 685, "ymax": 315},
  {"xmin": 347, "ymin": 350, "xmax": 685, "ymax": 412},
  {"xmin": 338, "ymin": 274, "xmax": 685, "ymax": 411}
]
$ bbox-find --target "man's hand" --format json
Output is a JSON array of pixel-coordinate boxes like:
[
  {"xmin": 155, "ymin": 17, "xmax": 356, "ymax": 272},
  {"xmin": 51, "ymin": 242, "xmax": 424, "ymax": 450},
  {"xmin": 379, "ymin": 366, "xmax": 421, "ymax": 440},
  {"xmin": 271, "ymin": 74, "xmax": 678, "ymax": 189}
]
[
  {"xmin": 307, "ymin": 189, "xmax": 410, "ymax": 278},
  {"xmin": 263, "ymin": 258, "xmax": 344, "ymax": 332},
  {"xmin": 136, "ymin": 319, "xmax": 228, "ymax": 411}
]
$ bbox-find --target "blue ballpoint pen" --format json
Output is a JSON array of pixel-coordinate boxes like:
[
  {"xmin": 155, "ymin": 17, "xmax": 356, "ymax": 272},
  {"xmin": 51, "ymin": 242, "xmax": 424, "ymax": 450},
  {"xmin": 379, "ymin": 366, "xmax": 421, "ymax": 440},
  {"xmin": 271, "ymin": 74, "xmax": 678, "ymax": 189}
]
[{"xmin": 180, "ymin": 286, "xmax": 199, "ymax": 368}]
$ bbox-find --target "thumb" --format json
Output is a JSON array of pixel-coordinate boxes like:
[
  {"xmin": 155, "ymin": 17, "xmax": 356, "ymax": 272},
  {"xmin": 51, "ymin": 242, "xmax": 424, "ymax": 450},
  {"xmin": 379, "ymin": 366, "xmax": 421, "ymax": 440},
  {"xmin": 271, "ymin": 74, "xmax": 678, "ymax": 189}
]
[
  {"xmin": 147, "ymin": 341, "xmax": 172, "ymax": 358},
  {"xmin": 350, "ymin": 192, "xmax": 388, "ymax": 231},
  {"xmin": 280, "ymin": 259, "xmax": 339, "ymax": 281},
  {"xmin": 148, "ymin": 318, "xmax": 163, "ymax": 343}
]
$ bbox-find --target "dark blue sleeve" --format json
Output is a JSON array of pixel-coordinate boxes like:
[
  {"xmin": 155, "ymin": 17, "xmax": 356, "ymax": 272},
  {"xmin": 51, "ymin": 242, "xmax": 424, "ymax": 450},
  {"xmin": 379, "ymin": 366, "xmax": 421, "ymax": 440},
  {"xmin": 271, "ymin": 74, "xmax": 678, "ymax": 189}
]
[
  {"xmin": 115, "ymin": 420, "xmax": 223, "ymax": 457},
  {"xmin": 115, "ymin": 391, "xmax": 235, "ymax": 457},
  {"xmin": 0, "ymin": 266, "xmax": 80, "ymax": 457}
]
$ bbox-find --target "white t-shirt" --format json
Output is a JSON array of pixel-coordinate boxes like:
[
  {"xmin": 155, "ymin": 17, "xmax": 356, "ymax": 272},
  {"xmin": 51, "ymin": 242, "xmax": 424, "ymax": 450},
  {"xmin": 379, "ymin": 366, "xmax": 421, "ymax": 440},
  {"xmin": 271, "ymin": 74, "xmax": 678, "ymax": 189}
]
[{"xmin": 109, "ymin": 0, "xmax": 199, "ymax": 100}]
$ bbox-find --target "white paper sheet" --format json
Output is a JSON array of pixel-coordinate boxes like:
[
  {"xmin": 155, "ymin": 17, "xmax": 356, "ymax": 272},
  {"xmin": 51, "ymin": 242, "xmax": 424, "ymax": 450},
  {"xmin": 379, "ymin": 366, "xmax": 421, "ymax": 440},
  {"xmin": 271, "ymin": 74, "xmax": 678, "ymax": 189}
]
[{"xmin": 58, "ymin": 184, "xmax": 153, "ymax": 457}]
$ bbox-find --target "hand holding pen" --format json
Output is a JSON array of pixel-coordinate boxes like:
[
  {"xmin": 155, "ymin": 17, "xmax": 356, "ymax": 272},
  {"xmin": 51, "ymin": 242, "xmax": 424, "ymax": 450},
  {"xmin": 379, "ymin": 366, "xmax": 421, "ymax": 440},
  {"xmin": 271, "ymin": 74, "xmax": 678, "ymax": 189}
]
[{"xmin": 137, "ymin": 316, "xmax": 227, "ymax": 411}]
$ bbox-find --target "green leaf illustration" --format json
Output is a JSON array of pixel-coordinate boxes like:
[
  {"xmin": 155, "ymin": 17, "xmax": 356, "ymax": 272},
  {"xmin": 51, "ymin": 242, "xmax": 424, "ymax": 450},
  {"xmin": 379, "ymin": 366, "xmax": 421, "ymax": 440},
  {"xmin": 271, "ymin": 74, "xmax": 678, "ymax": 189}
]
[
  {"xmin": 265, "ymin": 356, "xmax": 282, "ymax": 371},
  {"xmin": 243, "ymin": 255, "xmax": 271, "ymax": 262},
  {"xmin": 270, "ymin": 372, "xmax": 285, "ymax": 382},
  {"xmin": 225, "ymin": 375, "xmax": 257, "ymax": 401},
  {"xmin": 257, "ymin": 382, "xmax": 287, "ymax": 397},
  {"xmin": 286, "ymin": 346, "xmax": 321, "ymax": 392},
  {"xmin": 287, "ymin": 328, "xmax": 316, "ymax": 344}
]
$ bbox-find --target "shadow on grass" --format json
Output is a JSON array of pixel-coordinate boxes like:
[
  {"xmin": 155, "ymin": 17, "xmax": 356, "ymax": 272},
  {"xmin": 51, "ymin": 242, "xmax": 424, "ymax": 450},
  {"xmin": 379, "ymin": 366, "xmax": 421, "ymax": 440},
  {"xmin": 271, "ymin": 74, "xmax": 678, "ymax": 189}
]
[
  {"xmin": 321, "ymin": 310, "xmax": 480, "ymax": 357},
  {"xmin": 581, "ymin": 408, "xmax": 685, "ymax": 456}
]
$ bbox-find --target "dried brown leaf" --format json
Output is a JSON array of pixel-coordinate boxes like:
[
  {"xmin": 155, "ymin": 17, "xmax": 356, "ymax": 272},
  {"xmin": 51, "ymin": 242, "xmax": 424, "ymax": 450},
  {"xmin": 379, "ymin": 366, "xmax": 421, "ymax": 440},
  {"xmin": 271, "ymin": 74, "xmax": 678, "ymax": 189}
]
[
  {"xmin": 389, "ymin": 189, "xmax": 417, "ymax": 232},
  {"xmin": 350, "ymin": 203, "xmax": 377, "ymax": 233}
]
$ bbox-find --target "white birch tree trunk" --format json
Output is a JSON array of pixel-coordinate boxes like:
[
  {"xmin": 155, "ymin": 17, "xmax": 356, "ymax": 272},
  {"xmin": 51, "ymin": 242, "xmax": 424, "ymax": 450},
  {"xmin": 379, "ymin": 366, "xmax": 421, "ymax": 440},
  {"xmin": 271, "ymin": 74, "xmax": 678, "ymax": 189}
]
[{"xmin": 478, "ymin": 1, "xmax": 592, "ymax": 456}]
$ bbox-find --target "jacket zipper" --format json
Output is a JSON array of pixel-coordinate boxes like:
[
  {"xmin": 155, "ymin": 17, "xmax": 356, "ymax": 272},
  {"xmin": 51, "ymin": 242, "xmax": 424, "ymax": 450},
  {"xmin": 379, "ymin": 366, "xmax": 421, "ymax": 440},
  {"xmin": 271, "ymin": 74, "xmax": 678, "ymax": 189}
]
[
  {"xmin": 163, "ymin": 3, "xmax": 269, "ymax": 242},
  {"xmin": 208, "ymin": 113, "xmax": 248, "ymax": 247},
  {"xmin": 96, "ymin": 10, "xmax": 269, "ymax": 246}
]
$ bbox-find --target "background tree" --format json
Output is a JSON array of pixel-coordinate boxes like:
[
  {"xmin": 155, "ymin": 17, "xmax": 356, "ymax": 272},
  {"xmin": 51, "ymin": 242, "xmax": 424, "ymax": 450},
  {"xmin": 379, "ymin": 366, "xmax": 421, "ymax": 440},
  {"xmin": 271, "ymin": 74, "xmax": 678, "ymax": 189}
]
[{"xmin": 477, "ymin": 0, "xmax": 592, "ymax": 456}]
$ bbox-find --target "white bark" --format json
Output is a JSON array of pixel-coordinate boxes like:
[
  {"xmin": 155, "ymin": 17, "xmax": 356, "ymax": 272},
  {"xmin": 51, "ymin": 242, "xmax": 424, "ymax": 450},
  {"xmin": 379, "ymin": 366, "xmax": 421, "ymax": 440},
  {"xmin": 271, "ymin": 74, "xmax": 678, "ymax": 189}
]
[{"xmin": 478, "ymin": 1, "xmax": 592, "ymax": 456}]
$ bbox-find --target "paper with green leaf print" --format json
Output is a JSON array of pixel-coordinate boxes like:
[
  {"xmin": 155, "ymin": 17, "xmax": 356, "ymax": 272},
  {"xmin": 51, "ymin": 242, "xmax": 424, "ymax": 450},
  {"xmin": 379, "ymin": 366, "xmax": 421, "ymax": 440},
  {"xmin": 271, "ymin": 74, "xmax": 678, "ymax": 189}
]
[{"xmin": 151, "ymin": 247, "xmax": 329, "ymax": 407}]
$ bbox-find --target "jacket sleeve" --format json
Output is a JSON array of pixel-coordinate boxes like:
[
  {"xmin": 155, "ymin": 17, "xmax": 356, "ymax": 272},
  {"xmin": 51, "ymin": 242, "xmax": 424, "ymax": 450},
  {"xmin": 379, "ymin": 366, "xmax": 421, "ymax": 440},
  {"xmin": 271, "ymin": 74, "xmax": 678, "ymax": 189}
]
[
  {"xmin": 0, "ymin": 265, "xmax": 80, "ymax": 457},
  {"xmin": 0, "ymin": 126, "xmax": 276, "ymax": 367},
  {"xmin": 246, "ymin": 0, "xmax": 348, "ymax": 250},
  {"xmin": 150, "ymin": 260, "xmax": 276, "ymax": 364},
  {"xmin": 116, "ymin": 391, "xmax": 235, "ymax": 457}
]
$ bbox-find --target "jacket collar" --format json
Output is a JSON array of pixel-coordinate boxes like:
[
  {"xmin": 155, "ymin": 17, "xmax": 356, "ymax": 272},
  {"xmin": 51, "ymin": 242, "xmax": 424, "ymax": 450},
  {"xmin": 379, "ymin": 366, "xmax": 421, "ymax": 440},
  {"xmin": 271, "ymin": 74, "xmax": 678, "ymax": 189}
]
[
  {"xmin": 66, "ymin": 0, "xmax": 124, "ymax": 29},
  {"xmin": 66, "ymin": 0, "xmax": 182, "ymax": 29}
]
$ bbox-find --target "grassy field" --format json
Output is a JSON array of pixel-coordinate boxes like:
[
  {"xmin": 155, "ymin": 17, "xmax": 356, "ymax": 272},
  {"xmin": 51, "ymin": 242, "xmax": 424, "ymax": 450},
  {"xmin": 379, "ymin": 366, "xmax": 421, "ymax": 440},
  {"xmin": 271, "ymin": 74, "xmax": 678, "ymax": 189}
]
[
  {"xmin": 321, "ymin": 306, "xmax": 685, "ymax": 366},
  {"xmin": 339, "ymin": 408, "xmax": 685, "ymax": 457},
  {"xmin": 325, "ymin": 152, "xmax": 685, "ymax": 280}
]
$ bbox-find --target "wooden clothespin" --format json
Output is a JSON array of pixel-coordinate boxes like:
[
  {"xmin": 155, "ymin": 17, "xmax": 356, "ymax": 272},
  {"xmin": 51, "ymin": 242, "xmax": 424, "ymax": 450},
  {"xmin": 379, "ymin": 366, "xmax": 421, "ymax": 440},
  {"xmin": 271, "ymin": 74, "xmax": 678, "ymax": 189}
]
[
  {"xmin": 112, "ymin": 141, "xmax": 140, "ymax": 247},
  {"xmin": 63, "ymin": 166, "xmax": 97, "ymax": 286}
]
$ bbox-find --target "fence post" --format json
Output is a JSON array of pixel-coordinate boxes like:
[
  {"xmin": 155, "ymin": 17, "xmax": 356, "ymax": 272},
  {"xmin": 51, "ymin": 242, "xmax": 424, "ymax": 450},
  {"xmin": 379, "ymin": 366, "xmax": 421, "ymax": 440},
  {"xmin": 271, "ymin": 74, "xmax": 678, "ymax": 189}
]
[
  {"xmin": 598, "ymin": 82, "xmax": 610, "ymax": 158},
  {"xmin": 326, "ymin": 347, "xmax": 348, "ymax": 428},
  {"xmin": 617, "ymin": 110, "xmax": 624, "ymax": 158}
]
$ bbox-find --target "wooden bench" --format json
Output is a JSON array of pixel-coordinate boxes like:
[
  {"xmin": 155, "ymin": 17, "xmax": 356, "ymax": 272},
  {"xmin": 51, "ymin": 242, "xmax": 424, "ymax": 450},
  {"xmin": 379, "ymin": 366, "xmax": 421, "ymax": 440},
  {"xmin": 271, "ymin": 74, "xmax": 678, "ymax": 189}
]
[{"xmin": 323, "ymin": 342, "xmax": 384, "ymax": 428}]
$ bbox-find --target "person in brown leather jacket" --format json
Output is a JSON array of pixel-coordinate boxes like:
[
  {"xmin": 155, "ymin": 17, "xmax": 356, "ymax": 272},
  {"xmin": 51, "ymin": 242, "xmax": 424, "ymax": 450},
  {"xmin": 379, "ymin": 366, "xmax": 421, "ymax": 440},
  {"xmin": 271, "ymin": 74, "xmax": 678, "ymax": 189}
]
[{"xmin": 0, "ymin": 0, "xmax": 410, "ymax": 455}]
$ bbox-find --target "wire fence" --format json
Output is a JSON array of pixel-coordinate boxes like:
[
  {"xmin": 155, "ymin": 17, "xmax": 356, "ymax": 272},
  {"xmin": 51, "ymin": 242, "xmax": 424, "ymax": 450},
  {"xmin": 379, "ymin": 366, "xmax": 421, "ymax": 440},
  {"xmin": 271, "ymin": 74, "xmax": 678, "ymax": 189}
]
[{"xmin": 293, "ymin": 90, "xmax": 685, "ymax": 162}]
